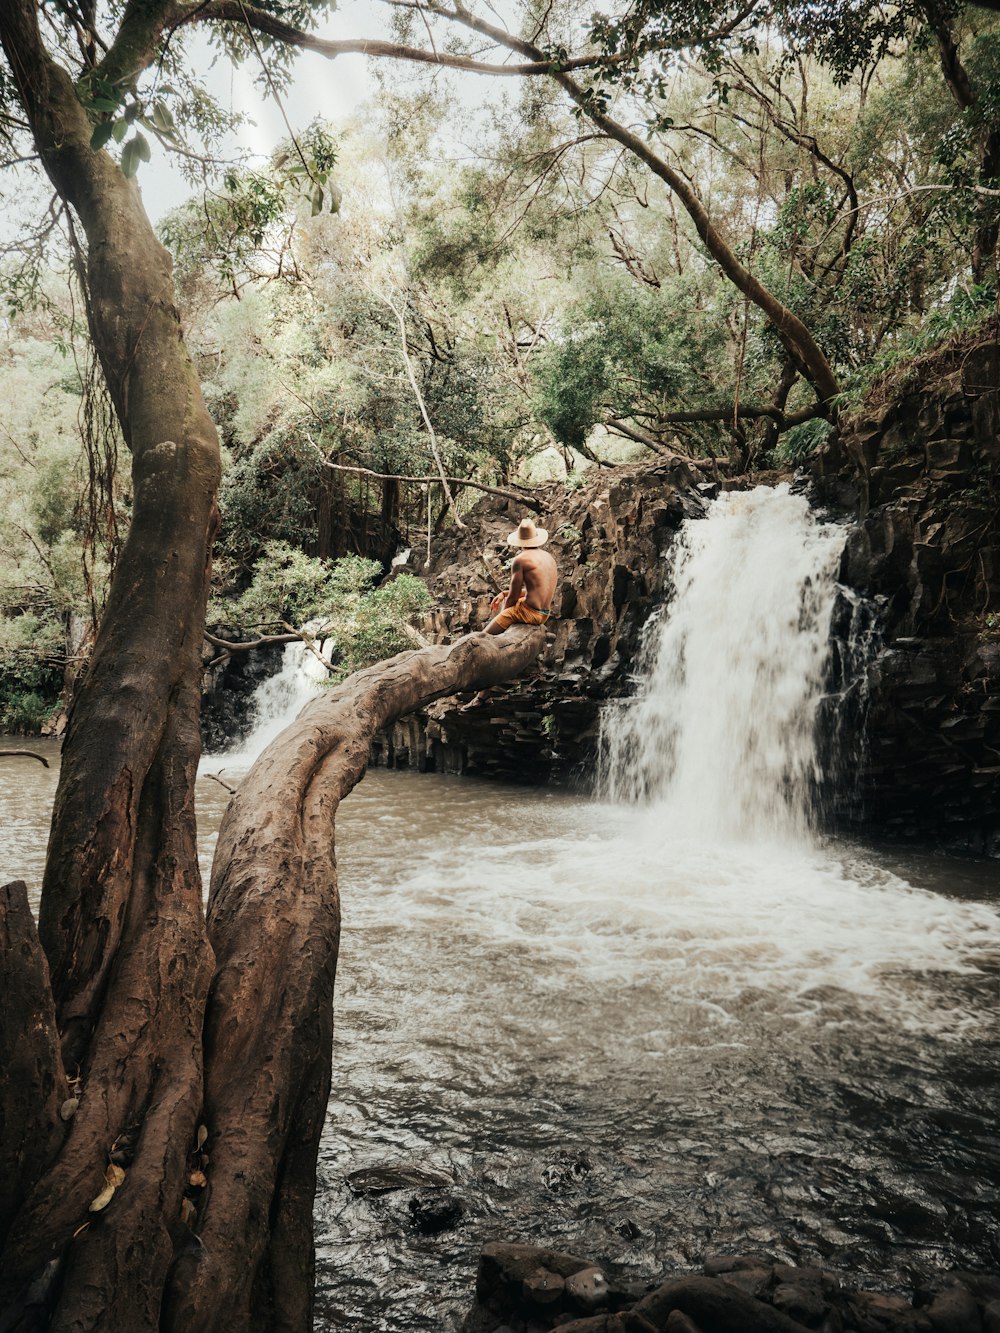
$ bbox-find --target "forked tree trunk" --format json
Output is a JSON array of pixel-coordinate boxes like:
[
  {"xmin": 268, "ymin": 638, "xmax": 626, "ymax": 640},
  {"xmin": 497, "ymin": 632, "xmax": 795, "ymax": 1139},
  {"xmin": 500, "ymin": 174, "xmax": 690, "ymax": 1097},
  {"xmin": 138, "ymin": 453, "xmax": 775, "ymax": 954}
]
[
  {"xmin": 0, "ymin": 2, "xmax": 547, "ymax": 1327},
  {"xmin": 1, "ymin": 626, "xmax": 544, "ymax": 1331},
  {"xmin": 168, "ymin": 626, "xmax": 544, "ymax": 1332}
]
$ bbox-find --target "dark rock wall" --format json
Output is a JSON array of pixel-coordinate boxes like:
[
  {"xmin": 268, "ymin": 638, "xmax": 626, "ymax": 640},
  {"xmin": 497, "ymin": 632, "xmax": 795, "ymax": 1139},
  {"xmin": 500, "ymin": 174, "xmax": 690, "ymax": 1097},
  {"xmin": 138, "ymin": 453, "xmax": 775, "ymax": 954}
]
[
  {"xmin": 822, "ymin": 337, "xmax": 1000, "ymax": 853},
  {"xmin": 200, "ymin": 628, "xmax": 284, "ymax": 754},
  {"xmin": 371, "ymin": 461, "xmax": 708, "ymax": 785}
]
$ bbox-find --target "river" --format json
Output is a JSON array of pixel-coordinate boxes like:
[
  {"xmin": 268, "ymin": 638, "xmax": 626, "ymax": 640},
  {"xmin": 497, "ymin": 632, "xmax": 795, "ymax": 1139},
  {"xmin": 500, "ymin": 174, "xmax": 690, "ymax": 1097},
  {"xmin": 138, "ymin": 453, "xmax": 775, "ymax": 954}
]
[{"xmin": 2, "ymin": 486, "xmax": 999, "ymax": 1330}]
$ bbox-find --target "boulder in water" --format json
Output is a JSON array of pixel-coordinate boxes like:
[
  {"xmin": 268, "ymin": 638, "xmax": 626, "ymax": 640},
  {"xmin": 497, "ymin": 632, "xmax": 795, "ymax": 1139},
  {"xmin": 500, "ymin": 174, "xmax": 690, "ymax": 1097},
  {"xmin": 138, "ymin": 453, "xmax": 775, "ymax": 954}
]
[
  {"xmin": 408, "ymin": 1189, "xmax": 463, "ymax": 1234},
  {"xmin": 346, "ymin": 1164, "xmax": 452, "ymax": 1196}
]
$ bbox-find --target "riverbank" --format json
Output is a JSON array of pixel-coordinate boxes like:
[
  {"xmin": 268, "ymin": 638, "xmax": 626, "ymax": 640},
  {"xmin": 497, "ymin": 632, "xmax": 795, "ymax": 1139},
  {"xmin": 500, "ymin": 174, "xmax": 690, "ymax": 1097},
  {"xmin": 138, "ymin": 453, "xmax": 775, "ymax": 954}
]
[{"xmin": 462, "ymin": 1241, "xmax": 1000, "ymax": 1331}]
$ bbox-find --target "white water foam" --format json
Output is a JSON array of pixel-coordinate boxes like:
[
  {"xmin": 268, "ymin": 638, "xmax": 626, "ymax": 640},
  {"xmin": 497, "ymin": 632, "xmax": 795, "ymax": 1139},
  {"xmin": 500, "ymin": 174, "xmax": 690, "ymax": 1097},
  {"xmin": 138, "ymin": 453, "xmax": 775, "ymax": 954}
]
[{"xmin": 346, "ymin": 791, "xmax": 998, "ymax": 1043}]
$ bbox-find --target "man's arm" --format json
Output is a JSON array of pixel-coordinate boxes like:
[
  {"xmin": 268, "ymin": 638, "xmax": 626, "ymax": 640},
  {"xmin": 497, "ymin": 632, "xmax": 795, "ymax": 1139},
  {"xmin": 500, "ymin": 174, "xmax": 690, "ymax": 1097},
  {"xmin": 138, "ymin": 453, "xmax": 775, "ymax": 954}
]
[{"xmin": 504, "ymin": 559, "xmax": 525, "ymax": 608}]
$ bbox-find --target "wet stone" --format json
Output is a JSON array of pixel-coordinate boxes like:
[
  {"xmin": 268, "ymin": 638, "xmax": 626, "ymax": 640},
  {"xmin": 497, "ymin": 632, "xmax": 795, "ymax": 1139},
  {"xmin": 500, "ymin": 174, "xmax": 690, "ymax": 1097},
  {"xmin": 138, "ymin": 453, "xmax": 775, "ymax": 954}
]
[
  {"xmin": 408, "ymin": 1189, "xmax": 463, "ymax": 1234},
  {"xmin": 522, "ymin": 1267, "xmax": 565, "ymax": 1306},
  {"xmin": 703, "ymin": 1253, "xmax": 772, "ymax": 1277},
  {"xmin": 665, "ymin": 1313, "xmax": 702, "ymax": 1333},
  {"xmin": 346, "ymin": 1164, "xmax": 452, "ymax": 1195},
  {"xmin": 926, "ymin": 1286, "xmax": 982, "ymax": 1333},
  {"xmin": 542, "ymin": 1152, "xmax": 592, "ymax": 1191},
  {"xmin": 772, "ymin": 1281, "xmax": 828, "ymax": 1327},
  {"xmin": 566, "ymin": 1266, "xmax": 610, "ymax": 1311},
  {"xmin": 720, "ymin": 1266, "xmax": 772, "ymax": 1300}
]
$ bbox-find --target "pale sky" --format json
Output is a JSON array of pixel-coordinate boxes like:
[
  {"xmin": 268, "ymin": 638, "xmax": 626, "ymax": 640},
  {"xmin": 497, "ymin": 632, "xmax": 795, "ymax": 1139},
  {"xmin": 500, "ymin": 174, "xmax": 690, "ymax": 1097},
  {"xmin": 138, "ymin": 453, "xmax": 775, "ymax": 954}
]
[
  {"xmin": 141, "ymin": 7, "xmax": 381, "ymax": 222},
  {"xmin": 0, "ymin": 4, "xmax": 513, "ymax": 248}
]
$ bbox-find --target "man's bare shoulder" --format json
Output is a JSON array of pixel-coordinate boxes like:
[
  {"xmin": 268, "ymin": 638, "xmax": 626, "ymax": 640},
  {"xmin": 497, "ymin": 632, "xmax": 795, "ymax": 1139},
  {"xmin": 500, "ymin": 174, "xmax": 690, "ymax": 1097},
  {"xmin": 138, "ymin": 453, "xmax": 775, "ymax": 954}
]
[{"xmin": 514, "ymin": 548, "xmax": 557, "ymax": 569}]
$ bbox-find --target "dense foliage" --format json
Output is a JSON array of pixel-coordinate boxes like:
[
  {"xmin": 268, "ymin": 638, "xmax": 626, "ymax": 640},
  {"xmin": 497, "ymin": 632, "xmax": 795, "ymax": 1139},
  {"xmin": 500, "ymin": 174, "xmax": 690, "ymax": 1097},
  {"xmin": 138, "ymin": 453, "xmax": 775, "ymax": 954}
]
[
  {"xmin": 3, "ymin": 1, "xmax": 1000, "ymax": 724},
  {"xmin": 210, "ymin": 542, "xmax": 431, "ymax": 679}
]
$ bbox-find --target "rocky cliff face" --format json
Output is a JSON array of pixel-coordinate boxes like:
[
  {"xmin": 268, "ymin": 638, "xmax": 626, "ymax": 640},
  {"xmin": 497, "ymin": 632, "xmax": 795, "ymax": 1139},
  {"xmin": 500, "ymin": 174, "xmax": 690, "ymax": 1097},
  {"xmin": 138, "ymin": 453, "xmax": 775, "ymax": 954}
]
[
  {"xmin": 371, "ymin": 460, "xmax": 709, "ymax": 784},
  {"xmin": 822, "ymin": 335, "xmax": 1000, "ymax": 854},
  {"xmin": 374, "ymin": 335, "xmax": 999, "ymax": 856}
]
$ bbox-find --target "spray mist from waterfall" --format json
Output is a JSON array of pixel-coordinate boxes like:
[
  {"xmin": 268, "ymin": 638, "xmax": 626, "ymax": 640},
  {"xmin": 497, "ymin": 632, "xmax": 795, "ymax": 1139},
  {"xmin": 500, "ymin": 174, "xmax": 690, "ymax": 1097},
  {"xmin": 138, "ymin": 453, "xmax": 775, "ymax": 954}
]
[{"xmin": 600, "ymin": 485, "xmax": 847, "ymax": 843}]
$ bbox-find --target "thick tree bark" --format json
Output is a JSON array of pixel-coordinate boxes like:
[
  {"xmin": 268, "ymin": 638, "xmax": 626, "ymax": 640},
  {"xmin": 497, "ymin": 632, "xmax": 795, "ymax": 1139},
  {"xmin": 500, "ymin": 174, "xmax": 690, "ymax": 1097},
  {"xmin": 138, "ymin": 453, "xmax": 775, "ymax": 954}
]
[
  {"xmin": 167, "ymin": 626, "xmax": 545, "ymax": 1332},
  {"xmin": 1, "ymin": 625, "xmax": 543, "ymax": 1331},
  {"xmin": 0, "ymin": 6, "xmax": 543, "ymax": 1329},
  {"xmin": 0, "ymin": 882, "xmax": 67, "ymax": 1255},
  {"xmin": 0, "ymin": 0, "xmax": 219, "ymax": 1324}
]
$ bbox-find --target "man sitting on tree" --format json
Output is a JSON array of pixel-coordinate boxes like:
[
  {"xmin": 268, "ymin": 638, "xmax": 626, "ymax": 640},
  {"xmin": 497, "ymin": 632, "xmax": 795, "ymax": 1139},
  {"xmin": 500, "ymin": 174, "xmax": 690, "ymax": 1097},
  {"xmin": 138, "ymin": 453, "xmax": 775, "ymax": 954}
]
[
  {"xmin": 484, "ymin": 517, "xmax": 558, "ymax": 633},
  {"xmin": 459, "ymin": 517, "xmax": 556, "ymax": 713}
]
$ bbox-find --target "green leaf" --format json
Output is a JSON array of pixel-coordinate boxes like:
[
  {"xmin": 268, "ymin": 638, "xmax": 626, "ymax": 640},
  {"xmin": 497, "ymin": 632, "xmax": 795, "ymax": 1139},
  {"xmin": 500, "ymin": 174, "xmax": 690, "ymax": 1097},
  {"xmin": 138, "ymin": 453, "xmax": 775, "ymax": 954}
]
[
  {"xmin": 90, "ymin": 121, "xmax": 116, "ymax": 151},
  {"xmin": 134, "ymin": 131, "xmax": 151, "ymax": 163},
  {"xmin": 120, "ymin": 138, "xmax": 140, "ymax": 178},
  {"xmin": 151, "ymin": 100, "xmax": 176, "ymax": 133},
  {"xmin": 328, "ymin": 182, "xmax": 342, "ymax": 214},
  {"xmin": 113, "ymin": 118, "xmax": 129, "ymax": 143},
  {"xmin": 88, "ymin": 97, "xmax": 119, "ymax": 113},
  {"xmin": 310, "ymin": 182, "xmax": 324, "ymax": 216}
]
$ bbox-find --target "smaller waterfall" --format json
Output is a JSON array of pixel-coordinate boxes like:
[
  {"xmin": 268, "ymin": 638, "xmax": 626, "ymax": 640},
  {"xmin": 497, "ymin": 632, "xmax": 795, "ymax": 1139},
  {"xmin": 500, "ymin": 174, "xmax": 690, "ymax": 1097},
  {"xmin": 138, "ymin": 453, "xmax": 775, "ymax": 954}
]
[
  {"xmin": 600, "ymin": 485, "xmax": 847, "ymax": 843},
  {"xmin": 207, "ymin": 631, "xmax": 334, "ymax": 770}
]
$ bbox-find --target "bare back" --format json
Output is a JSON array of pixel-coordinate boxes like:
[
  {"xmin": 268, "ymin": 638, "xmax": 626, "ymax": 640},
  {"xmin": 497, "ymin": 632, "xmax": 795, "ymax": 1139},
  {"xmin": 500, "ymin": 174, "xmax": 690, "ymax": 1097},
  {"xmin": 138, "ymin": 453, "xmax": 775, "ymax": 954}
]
[{"xmin": 512, "ymin": 547, "xmax": 558, "ymax": 610}]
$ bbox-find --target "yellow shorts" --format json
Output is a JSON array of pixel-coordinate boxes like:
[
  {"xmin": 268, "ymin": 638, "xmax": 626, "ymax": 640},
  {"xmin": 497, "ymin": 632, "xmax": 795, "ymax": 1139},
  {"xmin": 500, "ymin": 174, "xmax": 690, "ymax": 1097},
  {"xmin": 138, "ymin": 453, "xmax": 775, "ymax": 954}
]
[{"xmin": 492, "ymin": 601, "xmax": 552, "ymax": 630}]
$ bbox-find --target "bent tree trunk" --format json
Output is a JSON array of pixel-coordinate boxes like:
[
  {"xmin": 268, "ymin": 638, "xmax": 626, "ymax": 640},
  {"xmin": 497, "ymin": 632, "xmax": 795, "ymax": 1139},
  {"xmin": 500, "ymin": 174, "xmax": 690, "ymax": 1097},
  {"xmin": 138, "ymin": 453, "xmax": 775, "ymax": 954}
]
[{"xmin": 2, "ymin": 627, "xmax": 545, "ymax": 1331}]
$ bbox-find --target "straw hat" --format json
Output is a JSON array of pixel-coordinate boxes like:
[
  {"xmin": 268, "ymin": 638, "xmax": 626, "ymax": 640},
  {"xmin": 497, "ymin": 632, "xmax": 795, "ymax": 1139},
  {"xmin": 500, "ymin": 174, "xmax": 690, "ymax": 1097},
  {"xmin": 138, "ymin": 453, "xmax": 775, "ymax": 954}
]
[{"xmin": 507, "ymin": 516, "xmax": 549, "ymax": 548}]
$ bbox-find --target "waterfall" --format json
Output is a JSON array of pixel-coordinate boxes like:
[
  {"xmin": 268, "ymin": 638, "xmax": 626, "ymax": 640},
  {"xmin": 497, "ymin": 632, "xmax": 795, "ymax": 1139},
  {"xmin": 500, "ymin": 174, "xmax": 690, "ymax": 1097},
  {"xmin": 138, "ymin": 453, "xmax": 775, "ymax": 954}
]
[
  {"xmin": 206, "ymin": 631, "xmax": 334, "ymax": 770},
  {"xmin": 600, "ymin": 485, "xmax": 847, "ymax": 843}
]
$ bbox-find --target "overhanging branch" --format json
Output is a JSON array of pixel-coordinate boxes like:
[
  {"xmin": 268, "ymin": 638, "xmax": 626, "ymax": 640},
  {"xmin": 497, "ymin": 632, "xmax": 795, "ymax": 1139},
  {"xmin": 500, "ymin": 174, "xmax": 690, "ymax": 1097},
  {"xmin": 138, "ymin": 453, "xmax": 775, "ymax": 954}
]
[{"xmin": 194, "ymin": 1, "xmax": 613, "ymax": 76}]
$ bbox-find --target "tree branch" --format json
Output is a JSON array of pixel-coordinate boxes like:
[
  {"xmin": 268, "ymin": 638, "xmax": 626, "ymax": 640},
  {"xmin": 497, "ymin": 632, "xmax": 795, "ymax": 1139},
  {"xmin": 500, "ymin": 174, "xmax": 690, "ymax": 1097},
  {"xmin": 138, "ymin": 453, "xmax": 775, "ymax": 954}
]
[
  {"xmin": 0, "ymin": 750, "xmax": 51, "ymax": 766},
  {"xmin": 167, "ymin": 627, "xmax": 547, "ymax": 1328},
  {"xmin": 231, "ymin": 0, "xmax": 840, "ymax": 404},
  {"xmin": 194, "ymin": 1, "xmax": 612, "ymax": 75},
  {"xmin": 303, "ymin": 443, "xmax": 542, "ymax": 511}
]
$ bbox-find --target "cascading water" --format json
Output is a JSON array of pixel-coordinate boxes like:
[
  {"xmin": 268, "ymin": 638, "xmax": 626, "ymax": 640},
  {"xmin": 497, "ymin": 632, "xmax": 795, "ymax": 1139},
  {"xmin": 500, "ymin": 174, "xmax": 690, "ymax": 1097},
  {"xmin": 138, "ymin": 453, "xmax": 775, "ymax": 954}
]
[
  {"xmin": 601, "ymin": 484, "xmax": 847, "ymax": 842},
  {"xmin": 205, "ymin": 629, "xmax": 334, "ymax": 770}
]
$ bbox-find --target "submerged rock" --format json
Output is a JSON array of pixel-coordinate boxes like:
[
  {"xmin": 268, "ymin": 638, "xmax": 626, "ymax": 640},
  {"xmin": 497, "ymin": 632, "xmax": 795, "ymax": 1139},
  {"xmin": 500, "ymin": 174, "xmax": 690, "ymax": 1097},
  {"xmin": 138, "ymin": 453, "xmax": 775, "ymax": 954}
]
[
  {"xmin": 346, "ymin": 1163, "xmax": 452, "ymax": 1196},
  {"xmin": 408, "ymin": 1189, "xmax": 464, "ymax": 1234},
  {"xmin": 462, "ymin": 1243, "xmax": 992, "ymax": 1333}
]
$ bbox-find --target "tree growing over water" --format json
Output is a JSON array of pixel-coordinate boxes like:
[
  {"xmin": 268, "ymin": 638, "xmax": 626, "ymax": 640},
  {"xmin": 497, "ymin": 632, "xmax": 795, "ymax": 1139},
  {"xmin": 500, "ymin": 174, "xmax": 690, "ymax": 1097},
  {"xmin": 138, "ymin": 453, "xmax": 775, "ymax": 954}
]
[{"xmin": 0, "ymin": 3, "xmax": 543, "ymax": 1328}]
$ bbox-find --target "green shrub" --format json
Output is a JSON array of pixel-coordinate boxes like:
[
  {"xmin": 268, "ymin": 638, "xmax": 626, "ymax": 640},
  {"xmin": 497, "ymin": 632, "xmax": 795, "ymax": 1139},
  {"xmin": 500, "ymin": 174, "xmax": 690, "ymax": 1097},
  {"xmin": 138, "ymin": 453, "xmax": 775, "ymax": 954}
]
[
  {"xmin": 330, "ymin": 572, "xmax": 431, "ymax": 678},
  {"xmin": 774, "ymin": 417, "xmax": 835, "ymax": 463},
  {"xmin": 0, "ymin": 689, "xmax": 56, "ymax": 734},
  {"xmin": 210, "ymin": 544, "xmax": 431, "ymax": 678}
]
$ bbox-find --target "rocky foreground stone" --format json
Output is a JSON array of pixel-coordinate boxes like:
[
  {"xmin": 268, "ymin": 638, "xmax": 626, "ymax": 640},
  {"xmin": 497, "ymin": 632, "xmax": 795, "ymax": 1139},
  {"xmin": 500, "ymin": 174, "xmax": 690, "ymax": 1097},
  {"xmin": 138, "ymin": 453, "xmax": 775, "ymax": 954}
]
[{"xmin": 462, "ymin": 1241, "xmax": 1000, "ymax": 1332}]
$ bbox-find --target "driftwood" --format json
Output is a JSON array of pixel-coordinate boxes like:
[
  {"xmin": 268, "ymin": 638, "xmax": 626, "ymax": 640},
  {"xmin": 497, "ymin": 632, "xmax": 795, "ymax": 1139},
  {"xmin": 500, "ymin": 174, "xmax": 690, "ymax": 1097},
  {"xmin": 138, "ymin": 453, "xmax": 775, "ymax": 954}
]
[
  {"xmin": 0, "ymin": 750, "xmax": 50, "ymax": 767},
  {"xmin": 0, "ymin": 626, "xmax": 544, "ymax": 1331}
]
